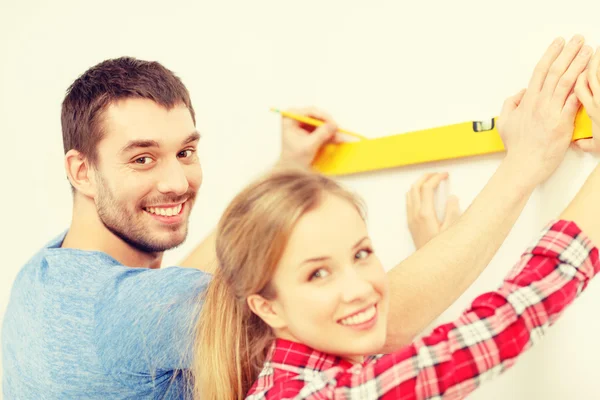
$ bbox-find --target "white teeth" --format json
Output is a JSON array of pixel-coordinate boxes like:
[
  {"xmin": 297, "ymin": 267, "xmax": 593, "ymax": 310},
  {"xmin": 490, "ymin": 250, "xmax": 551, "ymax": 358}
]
[
  {"xmin": 145, "ymin": 204, "xmax": 183, "ymax": 216},
  {"xmin": 340, "ymin": 306, "xmax": 376, "ymax": 326}
]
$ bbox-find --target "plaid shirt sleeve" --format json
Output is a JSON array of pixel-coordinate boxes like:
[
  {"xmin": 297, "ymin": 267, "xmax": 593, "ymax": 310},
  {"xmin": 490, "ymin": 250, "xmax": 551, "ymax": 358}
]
[{"xmin": 248, "ymin": 220, "xmax": 600, "ymax": 399}]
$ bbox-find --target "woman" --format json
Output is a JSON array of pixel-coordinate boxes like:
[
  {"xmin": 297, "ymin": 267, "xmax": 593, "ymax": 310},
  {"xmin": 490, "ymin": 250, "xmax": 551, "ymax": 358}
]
[{"xmin": 191, "ymin": 53, "xmax": 600, "ymax": 400}]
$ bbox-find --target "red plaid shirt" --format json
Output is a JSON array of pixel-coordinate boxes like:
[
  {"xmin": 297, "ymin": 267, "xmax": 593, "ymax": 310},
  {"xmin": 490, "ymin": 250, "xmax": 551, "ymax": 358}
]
[{"xmin": 246, "ymin": 220, "xmax": 600, "ymax": 399}]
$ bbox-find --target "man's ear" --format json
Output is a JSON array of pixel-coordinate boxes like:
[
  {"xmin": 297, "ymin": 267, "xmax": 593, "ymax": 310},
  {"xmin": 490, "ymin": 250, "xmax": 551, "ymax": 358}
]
[
  {"xmin": 247, "ymin": 294, "xmax": 287, "ymax": 330},
  {"xmin": 65, "ymin": 149, "xmax": 97, "ymax": 198}
]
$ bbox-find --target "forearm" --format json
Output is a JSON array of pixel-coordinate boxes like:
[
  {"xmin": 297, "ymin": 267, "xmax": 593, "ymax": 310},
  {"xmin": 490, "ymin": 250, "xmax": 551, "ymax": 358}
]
[
  {"xmin": 383, "ymin": 158, "xmax": 536, "ymax": 351},
  {"xmin": 560, "ymin": 164, "xmax": 600, "ymax": 246},
  {"xmin": 365, "ymin": 221, "xmax": 599, "ymax": 399}
]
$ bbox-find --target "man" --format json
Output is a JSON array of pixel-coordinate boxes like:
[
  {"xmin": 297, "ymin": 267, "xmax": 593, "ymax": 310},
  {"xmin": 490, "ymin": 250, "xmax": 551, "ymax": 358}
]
[{"xmin": 2, "ymin": 34, "xmax": 592, "ymax": 399}]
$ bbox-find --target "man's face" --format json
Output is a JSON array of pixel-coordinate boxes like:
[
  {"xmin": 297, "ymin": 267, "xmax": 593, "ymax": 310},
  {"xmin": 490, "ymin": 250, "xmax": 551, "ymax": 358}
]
[{"xmin": 92, "ymin": 98, "xmax": 202, "ymax": 253}]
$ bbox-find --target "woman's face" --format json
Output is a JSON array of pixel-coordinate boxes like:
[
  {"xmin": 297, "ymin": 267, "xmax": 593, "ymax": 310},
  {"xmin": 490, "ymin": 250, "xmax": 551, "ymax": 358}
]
[{"xmin": 264, "ymin": 194, "xmax": 389, "ymax": 360}]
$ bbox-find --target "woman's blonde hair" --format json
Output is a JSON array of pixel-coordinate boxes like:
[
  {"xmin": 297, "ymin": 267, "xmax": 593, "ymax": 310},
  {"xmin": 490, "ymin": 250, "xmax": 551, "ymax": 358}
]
[{"xmin": 191, "ymin": 167, "xmax": 365, "ymax": 400}]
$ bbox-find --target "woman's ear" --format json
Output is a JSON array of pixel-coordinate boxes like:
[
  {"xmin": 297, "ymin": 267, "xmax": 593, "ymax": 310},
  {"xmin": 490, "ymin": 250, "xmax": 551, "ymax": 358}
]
[{"xmin": 247, "ymin": 294, "xmax": 287, "ymax": 330}]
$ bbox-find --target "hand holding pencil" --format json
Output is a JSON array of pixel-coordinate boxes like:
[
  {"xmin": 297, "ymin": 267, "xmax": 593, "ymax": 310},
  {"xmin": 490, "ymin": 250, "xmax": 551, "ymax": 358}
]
[
  {"xmin": 271, "ymin": 108, "xmax": 367, "ymax": 141},
  {"xmin": 276, "ymin": 106, "xmax": 355, "ymax": 168}
]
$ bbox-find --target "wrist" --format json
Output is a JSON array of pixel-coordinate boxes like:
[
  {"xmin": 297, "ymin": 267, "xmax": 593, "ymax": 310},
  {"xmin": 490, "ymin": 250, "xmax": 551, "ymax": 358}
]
[
  {"xmin": 277, "ymin": 150, "xmax": 314, "ymax": 170},
  {"xmin": 274, "ymin": 155, "xmax": 310, "ymax": 172},
  {"xmin": 498, "ymin": 154, "xmax": 544, "ymax": 192}
]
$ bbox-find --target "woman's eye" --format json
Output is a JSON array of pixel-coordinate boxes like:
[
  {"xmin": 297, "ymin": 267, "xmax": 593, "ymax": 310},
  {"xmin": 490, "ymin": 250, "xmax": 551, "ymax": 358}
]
[
  {"xmin": 355, "ymin": 248, "xmax": 372, "ymax": 260},
  {"xmin": 309, "ymin": 268, "xmax": 330, "ymax": 281}
]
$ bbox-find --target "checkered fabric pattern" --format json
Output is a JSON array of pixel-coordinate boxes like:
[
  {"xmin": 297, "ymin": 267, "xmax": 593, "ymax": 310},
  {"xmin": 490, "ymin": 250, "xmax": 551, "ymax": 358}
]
[{"xmin": 246, "ymin": 220, "xmax": 600, "ymax": 399}]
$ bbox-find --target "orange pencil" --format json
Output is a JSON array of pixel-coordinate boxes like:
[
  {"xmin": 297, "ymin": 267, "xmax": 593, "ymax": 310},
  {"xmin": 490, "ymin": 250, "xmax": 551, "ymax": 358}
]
[{"xmin": 270, "ymin": 108, "xmax": 367, "ymax": 141}]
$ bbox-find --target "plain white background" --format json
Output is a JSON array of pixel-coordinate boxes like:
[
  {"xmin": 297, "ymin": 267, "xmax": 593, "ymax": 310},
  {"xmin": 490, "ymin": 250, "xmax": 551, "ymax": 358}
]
[{"xmin": 1, "ymin": 0, "xmax": 600, "ymax": 398}]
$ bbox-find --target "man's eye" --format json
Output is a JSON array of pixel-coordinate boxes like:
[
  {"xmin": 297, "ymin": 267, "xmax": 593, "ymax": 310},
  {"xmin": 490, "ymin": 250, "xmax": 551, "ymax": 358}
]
[
  {"xmin": 134, "ymin": 157, "xmax": 153, "ymax": 165},
  {"xmin": 178, "ymin": 149, "xmax": 195, "ymax": 158}
]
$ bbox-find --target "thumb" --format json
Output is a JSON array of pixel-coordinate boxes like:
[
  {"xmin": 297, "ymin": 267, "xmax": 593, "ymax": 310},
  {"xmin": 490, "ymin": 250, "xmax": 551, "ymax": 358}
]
[
  {"xmin": 441, "ymin": 195, "xmax": 460, "ymax": 230},
  {"xmin": 573, "ymin": 138, "xmax": 600, "ymax": 153},
  {"xmin": 312, "ymin": 122, "xmax": 338, "ymax": 146},
  {"xmin": 562, "ymin": 92, "xmax": 582, "ymax": 125},
  {"xmin": 500, "ymin": 88, "xmax": 527, "ymax": 117}
]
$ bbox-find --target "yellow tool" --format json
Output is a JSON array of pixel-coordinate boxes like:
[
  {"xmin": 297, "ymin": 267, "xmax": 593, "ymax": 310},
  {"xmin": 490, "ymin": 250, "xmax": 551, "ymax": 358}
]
[{"xmin": 311, "ymin": 108, "xmax": 593, "ymax": 176}]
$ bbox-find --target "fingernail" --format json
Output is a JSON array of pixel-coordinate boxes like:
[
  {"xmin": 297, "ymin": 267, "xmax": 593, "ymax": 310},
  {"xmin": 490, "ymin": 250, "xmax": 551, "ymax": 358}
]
[
  {"xmin": 553, "ymin": 37, "xmax": 564, "ymax": 47},
  {"xmin": 580, "ymin": 46, "xmax": 592, "ymax": 57},
  {"xmin": 571, "ymin": 34, "xmax": 584, "ymax": 45}
]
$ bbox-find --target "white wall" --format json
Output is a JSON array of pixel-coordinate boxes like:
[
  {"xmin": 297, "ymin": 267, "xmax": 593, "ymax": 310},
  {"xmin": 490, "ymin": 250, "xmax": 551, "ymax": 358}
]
[{"xmin": 1, "ymin": 0, "xmax": 599, "ymax": 398}]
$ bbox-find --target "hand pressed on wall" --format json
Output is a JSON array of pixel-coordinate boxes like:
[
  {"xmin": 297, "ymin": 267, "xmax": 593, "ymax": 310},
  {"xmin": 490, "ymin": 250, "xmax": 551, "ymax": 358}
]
[{"xmin": 406, "ymin": 172, "xmax": 461, "ymax": 250}]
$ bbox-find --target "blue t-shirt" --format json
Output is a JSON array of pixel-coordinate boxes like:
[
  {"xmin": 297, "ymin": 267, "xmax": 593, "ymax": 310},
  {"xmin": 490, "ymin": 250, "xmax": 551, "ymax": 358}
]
[{"xmin": 2, "ymin": 232, "xmax": 212, "ymax": 399}]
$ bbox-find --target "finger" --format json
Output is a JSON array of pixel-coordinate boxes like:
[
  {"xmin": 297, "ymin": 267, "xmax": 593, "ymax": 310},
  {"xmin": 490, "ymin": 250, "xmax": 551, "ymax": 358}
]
[
  {"xmin": 541, "ymin": 35, "xmax": 585, "ymax": 96},
  {"xmin": 282, "ymin": 107, "xmax": 335, "ymax": 134},
  {"xmin": 497, "ymin": 88, "xmax": 526, "ymax": 131},
  {"xmin": 550, "ymin": 45, "xmax": 592, "ymax": 109},
  {"xmin": 420, "ymin": 172, "xmax": 449, "ymax": 218},
  {"xmin": 441, "ymin": 195, "xmax": 461, "ymax": 230},
  {"xmin": 331, "ymin": 132, "xmax": 347, "ymax": 144},
  {"xmin": 409, "ymin": 173, "xmax": 435, "ymax": 213},
  {"xmin": 406, "ymin": 191, "xmax": 414, "ymax": 218},
  {"xmin": 281, "ymin": 112, "xmax": 307, "ymax": 135},
  {"xmin": 527, "ymin": 36, "xmax": 565, "ymax": 93},
  {"xmin": 311, "ymin": 122, "xmax": 338, "ymax": 146},
  {"xmin": 575, "ymin": 72, "xmax": 594, "ymax": 109},
  {"xmin": 512, "ymin": 88, "xmax": 527, "ymax": 107},
  {"xmin": 560, "ymin": 92, "xmax": 581, "ymax": 123},
  {"xmin": 500, "ymin": 88, "xmax": 527, "ymax": 118},
  {"xmin": 588, "ymin": 47, "xmax": 600, "ymax": 95},
  {"xmin": 573, "ymin": 138, "xmax": 600, "ymax": 153}
]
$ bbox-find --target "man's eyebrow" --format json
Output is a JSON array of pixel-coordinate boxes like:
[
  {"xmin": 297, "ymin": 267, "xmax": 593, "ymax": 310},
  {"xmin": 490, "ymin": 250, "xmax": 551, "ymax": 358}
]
[
  {"xmin": 119, "ymin": 139, "xmax": 160, "ymax": 154},
  {"xmin": 119, "ymin": 131, "xmax": 201, "ymax": 154},
  {"xmin": 183, "ymin": 131, "xmax": 201, "ymax": 145}
]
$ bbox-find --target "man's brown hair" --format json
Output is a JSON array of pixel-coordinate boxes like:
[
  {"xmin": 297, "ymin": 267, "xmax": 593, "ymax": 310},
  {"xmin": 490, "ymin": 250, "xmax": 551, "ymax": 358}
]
[{"xmin": 61, "ymin": 57, "xmax": 196, "ymax": 165}]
